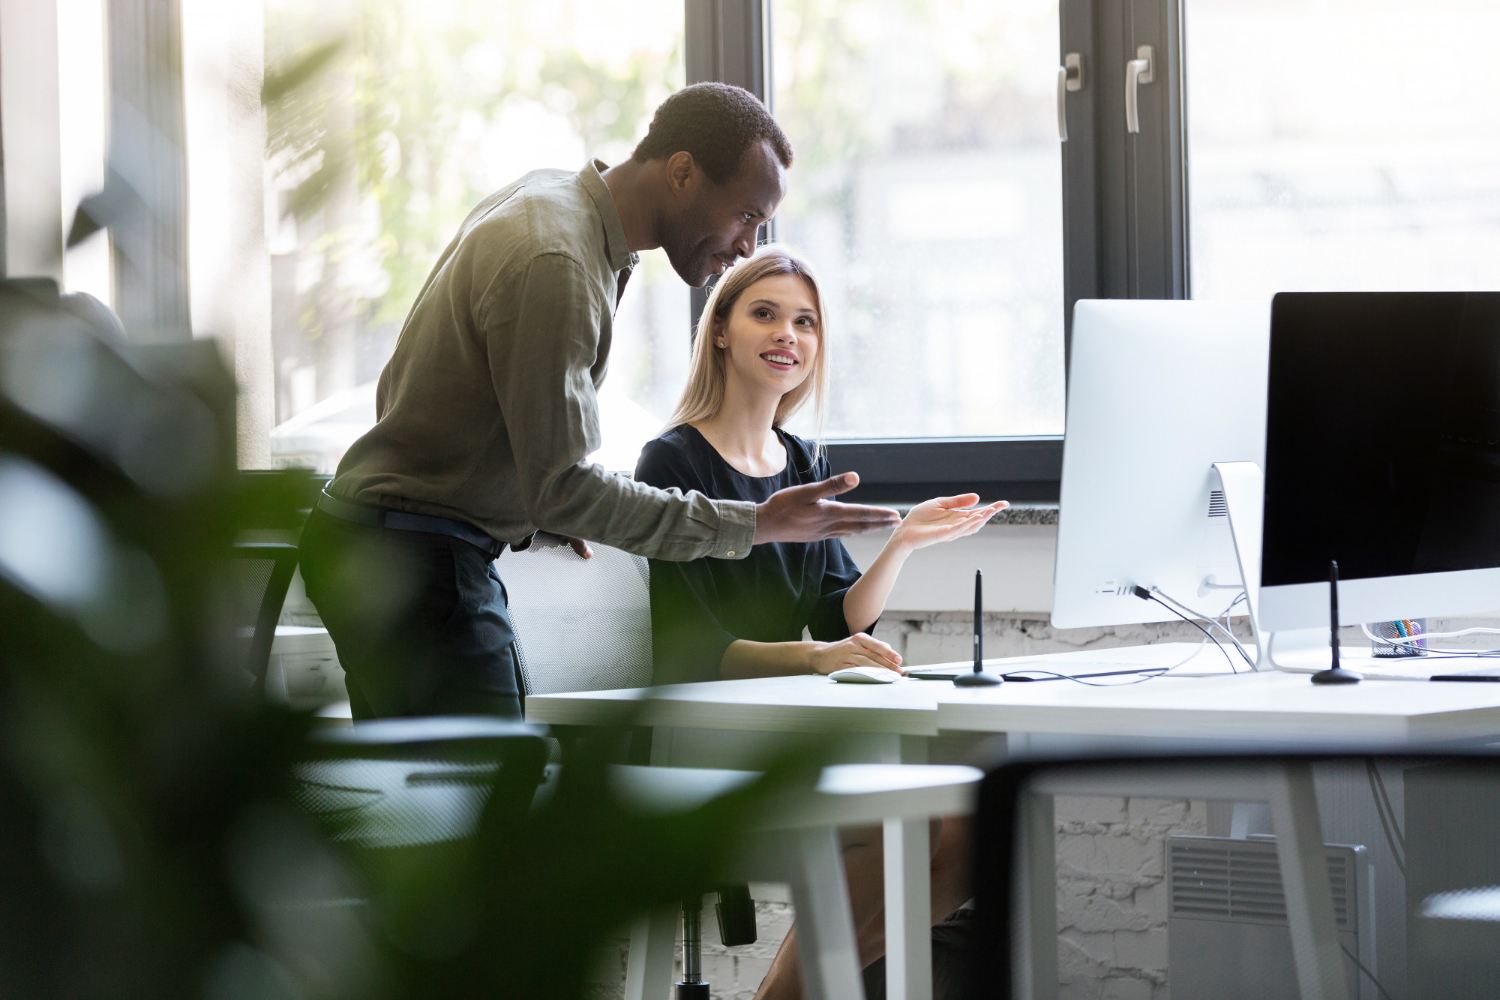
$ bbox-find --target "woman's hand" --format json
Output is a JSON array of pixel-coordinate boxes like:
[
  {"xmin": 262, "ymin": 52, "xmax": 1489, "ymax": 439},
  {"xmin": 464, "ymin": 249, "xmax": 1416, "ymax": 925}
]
[
  {"xmin": 891, "ymin": 494, "xmax": 1008, "ymax": 553},
  {"xmin": 808, "ymin": 633, "xmax": 905, "ymax": 675}
]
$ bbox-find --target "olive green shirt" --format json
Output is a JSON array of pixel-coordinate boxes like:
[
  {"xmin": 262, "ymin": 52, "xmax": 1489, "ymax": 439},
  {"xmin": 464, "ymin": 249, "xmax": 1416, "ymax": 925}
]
[{"xmin": 330, "ymin": 160, "xmax": 756, "ymax": 561}]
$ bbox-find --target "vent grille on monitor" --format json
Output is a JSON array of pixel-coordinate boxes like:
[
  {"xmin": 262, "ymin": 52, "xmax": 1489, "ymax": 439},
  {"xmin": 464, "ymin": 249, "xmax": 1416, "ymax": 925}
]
[
  {"xmin": 1207, "ymin": 490, "xmax": 1228, "ymax": 518},
  {"xmin": 1170, "ymin": 839, "xmax": 1349, "ymax": 926}
]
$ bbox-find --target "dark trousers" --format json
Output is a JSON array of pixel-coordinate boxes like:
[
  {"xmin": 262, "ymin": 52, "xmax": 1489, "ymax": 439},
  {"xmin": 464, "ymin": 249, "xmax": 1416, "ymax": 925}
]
[{"xmin": 297, "ymin": 507, "xmax": 521, "ymax": 720}]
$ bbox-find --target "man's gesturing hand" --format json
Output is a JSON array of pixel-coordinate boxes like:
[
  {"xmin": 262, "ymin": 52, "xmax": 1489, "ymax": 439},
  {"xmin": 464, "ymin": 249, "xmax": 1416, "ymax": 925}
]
[{"xmin": 753, "ymin": 472, "xmax": 901, "ymax": 544}]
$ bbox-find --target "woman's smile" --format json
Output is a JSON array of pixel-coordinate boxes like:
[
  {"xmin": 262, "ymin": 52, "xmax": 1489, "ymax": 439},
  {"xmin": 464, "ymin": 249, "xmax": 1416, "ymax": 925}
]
[{"xmin": 760, "ymin": 349, "xmax": 799, "ymax": 371}]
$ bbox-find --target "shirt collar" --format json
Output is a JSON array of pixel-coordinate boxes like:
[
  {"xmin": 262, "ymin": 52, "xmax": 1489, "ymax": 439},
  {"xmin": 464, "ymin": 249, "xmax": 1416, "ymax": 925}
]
[{"xmin": 581, "ymin": 159, "xmax": 639, "ymax": 273}]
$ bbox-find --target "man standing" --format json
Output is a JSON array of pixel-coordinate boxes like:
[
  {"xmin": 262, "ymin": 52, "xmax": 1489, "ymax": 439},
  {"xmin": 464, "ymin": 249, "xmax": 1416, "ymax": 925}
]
[{"xmin": 298, "ymin": 83, "xmax": 899, "ymax": 720}]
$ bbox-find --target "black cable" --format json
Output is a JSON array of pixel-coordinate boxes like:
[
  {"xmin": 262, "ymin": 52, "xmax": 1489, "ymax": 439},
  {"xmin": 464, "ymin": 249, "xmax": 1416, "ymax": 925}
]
[
  {"xmin": 1133, "ymin": 586, "xmax": 1238, "ymax": 673},
  {"xmin": 1372, "ymin": 766, "xmax": 1405, "ymax": 854},
  {"xmin": 1369, "ymin": 759, "xmax": 1406, "ymax": 855},
  {"xmin": 1340, "ymin": 942, "xmax": 1395, "ymax": 1000},
  {"xmin": 1218, "ymin": 591, "xmax": 1257, "ymax": 668},
  {"xmin": 1365, "ymin": 759, "xmax": 1406, "ymax": 877},
  {"xmin": 1367, "ymin": 760, "xmax": 1405, "ymax": 861},
  {"xmin": 1149, "ymin": 586, "xmax": 1255, "ymax": 669},
  {"xmin": 1001, "ymin": 667, "xmax": 1171, "ymax": 687}
]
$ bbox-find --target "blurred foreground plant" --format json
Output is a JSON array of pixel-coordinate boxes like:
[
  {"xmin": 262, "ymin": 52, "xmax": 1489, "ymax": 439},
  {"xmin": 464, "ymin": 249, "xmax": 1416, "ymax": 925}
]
[{"xmin": 0, "ymin": 282, "xmax": 820, "ymax": 998}]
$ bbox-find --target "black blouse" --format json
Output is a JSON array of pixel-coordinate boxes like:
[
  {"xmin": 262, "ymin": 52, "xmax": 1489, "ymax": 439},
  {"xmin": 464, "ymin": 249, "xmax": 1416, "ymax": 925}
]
[{"xmin": 633, "ymin": 424, "xmax": 868, "ymax": 685}]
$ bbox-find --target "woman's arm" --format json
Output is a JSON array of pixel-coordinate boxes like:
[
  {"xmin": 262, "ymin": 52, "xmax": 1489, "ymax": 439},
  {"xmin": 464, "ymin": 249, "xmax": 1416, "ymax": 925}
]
[
  {"xmin": 720, "ymin": 633, "xmax": 905, "ymax": 678},
  {"xmin": 842, "ymin": 494, "xmax": 1007, "ymax": 633}
]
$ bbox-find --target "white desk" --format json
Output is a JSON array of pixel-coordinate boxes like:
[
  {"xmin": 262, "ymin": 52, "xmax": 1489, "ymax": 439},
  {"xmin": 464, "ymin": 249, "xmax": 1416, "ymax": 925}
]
[
  {"xmin": 935, "ymin": 667, "xmax": 1500, "ymax": 745},
  {"xmin": 531, "ymin": 642, "xmax": 1500, "ymax": 748},
  {"xmin": 525, "ymin": 644, "xmax": 1500, "ymax": 1000},
  {"xmin": 531, "ymin": 670, "xmax": 939, "ymax": 736}
]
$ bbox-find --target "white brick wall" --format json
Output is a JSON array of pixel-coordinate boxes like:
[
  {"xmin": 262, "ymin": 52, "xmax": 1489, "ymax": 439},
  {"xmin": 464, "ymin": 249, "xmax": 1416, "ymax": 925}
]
[
  {"xmin": 1053, "ymin": 796, "xmax": 1207, "ymax": 1000},
  {"xmin": 870, "ymin": 611, "xmax": 1252, "ymax": 668}
]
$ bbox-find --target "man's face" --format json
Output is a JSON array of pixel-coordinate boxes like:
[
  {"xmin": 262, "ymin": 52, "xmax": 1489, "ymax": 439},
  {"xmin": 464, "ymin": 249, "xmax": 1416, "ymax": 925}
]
[{"xmin": 659, "ymin": 140, "xmax": 788, "ymax": 288}]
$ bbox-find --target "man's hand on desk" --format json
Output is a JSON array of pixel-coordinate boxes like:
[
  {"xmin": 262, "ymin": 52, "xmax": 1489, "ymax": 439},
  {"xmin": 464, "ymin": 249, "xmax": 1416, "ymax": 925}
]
[{"xmin": 753, "ymin": 472, "xmax": 901, "ymax": 544}]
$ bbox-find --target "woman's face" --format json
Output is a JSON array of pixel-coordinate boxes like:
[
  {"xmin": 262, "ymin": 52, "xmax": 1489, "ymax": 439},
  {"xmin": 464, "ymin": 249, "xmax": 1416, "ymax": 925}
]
[{"xmin": 716, "ymin": 272, "xmax": 821, "ymax": 404}]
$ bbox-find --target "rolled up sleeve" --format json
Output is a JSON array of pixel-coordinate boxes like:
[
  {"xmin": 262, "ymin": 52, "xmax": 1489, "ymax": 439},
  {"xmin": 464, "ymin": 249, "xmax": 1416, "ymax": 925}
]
[{"xmin": 484, "ymin": 252, "xmax": 754, "ymax": 561}]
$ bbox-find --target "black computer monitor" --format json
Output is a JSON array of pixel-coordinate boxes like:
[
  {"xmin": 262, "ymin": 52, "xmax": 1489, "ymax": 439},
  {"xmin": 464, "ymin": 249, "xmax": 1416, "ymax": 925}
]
[{"xmin": 1259, "ymin": 291, "xmax": 1500, "ymax": 630}]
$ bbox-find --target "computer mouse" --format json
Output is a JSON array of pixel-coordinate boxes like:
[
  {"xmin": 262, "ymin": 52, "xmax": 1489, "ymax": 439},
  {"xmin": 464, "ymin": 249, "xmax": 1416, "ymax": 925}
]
[{"xmin": 829, "ymin": 666, "xmax": 899, "ymax": 684}]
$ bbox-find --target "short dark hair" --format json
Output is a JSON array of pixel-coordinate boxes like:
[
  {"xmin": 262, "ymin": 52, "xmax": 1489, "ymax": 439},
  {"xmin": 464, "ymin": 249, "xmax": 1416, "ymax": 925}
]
[{"xmin": 631, "ymin": 82, "xmax": 793, "ymax": 184}]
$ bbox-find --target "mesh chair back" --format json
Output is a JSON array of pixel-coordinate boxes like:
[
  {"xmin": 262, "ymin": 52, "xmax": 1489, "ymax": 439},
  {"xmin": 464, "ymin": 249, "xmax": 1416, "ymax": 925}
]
[
  {"xmin": 229, "ymin": 542, "xmax": 299, "ymax": 691},
  {"xmin": 295, "ymin": 718, "xmax": 548, "ymax": 850},
  {"xmin": 293, "ymin": 757, "xmax": 498, "ymax": 848},
  {"xmin": 501, "ymin": 535, "xmax": 653, "ymax": 696}
]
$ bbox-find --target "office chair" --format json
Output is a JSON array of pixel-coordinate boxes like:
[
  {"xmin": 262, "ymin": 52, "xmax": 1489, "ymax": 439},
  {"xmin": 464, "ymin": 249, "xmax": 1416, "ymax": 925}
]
[
  {"xmin": 296, "ymin": 716, "xmax": 549, "ymax": 850},
  {"xmin": 503, "ymin": 538, "xmax": 994, "ymax": 1000},
  {"xmin": 229, "ymin": 542, "xmax": 300, "ymax": 695},
  {"xmin": 499, "ymin": 534, "xmax": 760, "ymax": 990},
  {"xmin": 501, "ymin": 533, "xmax": 655, "ymax": 697},
  {"xmin": 282, "ymin": 717, "xmax": 549, "ymax": 989}
]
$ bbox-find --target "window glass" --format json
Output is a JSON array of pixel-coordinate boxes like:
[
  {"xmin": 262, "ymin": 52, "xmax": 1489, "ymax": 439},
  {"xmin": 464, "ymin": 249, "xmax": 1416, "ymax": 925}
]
[
  {"xmin": 771, "ymin": 0, "xmax": 1065, "ymax": 439},
  {"xmin": 56, "ymin": 0, "xmax": 111, "ymax": 305},
  {"xmin": 262, "ymin": 0, "xmax": 686, "ymax": 472},
  {"xmin": 1188, "ymin": 0, "xmax": 1500, "ymax": 299}
]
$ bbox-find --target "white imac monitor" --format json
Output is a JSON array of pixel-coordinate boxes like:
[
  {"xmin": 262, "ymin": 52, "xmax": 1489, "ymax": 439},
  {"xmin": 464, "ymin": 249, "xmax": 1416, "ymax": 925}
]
[
  {"xmin": 1258, "ymin": 292, "xmax": 1500, "ymax": 631},
  {"xmin": 1051, "ymin": 299, "xmax": 1270, "ymax": 629}
]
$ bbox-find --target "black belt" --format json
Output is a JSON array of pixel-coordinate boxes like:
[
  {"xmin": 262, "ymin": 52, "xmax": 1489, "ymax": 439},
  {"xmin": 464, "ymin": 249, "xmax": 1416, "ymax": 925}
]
[{"xmin": 316, "ymin": 490, "xmax": 504, "ymax": 558}]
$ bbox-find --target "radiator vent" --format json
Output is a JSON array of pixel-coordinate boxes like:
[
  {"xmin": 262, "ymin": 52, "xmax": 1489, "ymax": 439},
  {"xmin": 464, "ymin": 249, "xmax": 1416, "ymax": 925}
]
[
  {"xmin": 1208, "ymin": 490, "xmax": 1228, "ymax": 518},
  {"xmin": 1170, "ymin": 838, "xmax": 1350, "ymax": 927}
]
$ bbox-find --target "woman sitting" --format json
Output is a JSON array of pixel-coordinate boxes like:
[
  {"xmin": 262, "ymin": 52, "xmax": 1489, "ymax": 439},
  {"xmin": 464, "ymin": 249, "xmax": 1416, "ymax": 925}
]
[{"xmin": 633, "ymin": 245, "xmax": 1005, "ymax": 999}]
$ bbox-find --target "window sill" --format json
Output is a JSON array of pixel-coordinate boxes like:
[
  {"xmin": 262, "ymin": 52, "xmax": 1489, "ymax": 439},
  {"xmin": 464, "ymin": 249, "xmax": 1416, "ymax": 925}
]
[{"xmin": 885, "ymin": 502, "xmax": 1059, "ymax": 526}]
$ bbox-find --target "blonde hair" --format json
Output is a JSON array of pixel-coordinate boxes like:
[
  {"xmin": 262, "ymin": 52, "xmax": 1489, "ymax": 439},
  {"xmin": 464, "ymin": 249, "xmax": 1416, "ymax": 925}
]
[{"xmin": 666, "ymin": 244, "xmax": 830, "ymax": 449}]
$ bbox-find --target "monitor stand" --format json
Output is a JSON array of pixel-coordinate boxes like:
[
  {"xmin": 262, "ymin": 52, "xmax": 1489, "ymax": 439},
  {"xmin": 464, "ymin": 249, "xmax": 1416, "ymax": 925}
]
[
  {"xmin": 1212, "ymin": 461, "xmax": 1268, "ymax": 670},
  {"xmin": 1213, "ymin": 461, "xmax": 1357, "ymax": 676}
]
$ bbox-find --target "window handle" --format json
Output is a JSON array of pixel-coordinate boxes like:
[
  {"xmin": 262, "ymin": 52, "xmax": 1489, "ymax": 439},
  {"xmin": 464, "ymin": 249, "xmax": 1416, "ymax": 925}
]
[
  {"xmin": 1057, "ymin": 53, "xmax": 1083, "ymax": 141},
  {"xmin": 1125, "ymin": 45, "xmax": 1154, "ymax": 134}
]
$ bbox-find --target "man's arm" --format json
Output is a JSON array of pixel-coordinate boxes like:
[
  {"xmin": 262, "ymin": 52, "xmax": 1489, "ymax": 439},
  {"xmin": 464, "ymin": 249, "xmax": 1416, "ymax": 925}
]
[
  {"xmin": 486, "ymin": 254, "xmax": 899, "ymax": 559},
  {"xmin": 486, "ymin": 253, "xmax": 750, "ymax": 561},
  {"xmin": 750, "ymin": 471, "xmax": 900, "ymax": 544}
]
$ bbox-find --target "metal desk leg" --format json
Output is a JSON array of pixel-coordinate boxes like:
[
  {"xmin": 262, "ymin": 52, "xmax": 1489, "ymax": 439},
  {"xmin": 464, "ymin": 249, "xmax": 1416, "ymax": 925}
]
[
  {"xmin": 1267, "ymin": 761, "xmax": 1350, "ymax": 1000},
  {"xmin": 771, "ymin": 827, "xmax": 865, "ymax": 1000},
  {"xmin": 884, "ymin": 817, "xmax": 932, "ymax": 1000},
  {"xmin": 1019, "ymin": 790, "xmax": 1058, "ymax": 1000},
  {"xmin": 624, "ymin": 903, "xmax": 678, "ymax": 1000}
]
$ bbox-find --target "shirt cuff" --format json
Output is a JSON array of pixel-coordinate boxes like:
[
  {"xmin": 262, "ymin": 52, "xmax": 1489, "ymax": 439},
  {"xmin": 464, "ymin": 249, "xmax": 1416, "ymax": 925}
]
[{"xmin": 712, "ymin": 500, "xmax": 756, "ymax": 560}]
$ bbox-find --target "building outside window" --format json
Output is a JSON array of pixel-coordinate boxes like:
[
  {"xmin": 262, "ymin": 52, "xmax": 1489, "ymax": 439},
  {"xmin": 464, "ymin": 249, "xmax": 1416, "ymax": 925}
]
[
  {"xmin": 771, "ymin": 0, "xmax": 1066, "ymax": 442},
  {"xmin": 152, "ymin": 0, "xmax": 1500, "ymax": 475},
  {"xmin": 1187, "ymin": 0, "xmax": 1500, "ymax": 300},
  {"xmin": 260, "ymin": 0, "xmax": 688, "ymax": 473}
]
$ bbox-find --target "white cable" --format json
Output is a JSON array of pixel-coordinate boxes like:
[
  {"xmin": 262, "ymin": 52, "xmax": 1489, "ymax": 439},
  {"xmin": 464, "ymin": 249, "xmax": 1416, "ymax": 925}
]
[
  {"xmin": 1365, "ymin": 623, "xmax": 1500, "ymax": 641},
  {"xmin": 1264, "ymin": 628, "xmax": 1334, "ymax": 675},
  {"xmin": 1161, "ymin": 631, "xmax": 1220, "ymax": 673},
  {"xmin": 1151, "ymin": 586, "xmax": 1256, "ymax": 668},
  {"xmin": 1359, "ymin": 622, "xmax": 1500, "ymax": 658},
  {"xmin": 1154, "ymin": 587, "xmax": 1251, "ymax": 657}
]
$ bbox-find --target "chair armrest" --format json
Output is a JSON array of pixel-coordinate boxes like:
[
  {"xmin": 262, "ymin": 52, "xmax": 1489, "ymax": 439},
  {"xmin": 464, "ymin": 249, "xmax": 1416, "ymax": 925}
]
[{"xmin": 311, "ymin": 715, "xmax": 550, "ymax": 752}]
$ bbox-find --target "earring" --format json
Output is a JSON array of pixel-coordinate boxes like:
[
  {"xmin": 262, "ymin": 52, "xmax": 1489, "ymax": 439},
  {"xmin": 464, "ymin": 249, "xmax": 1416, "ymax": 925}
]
[{"xmin": 717, "ymin": 341, "xmax": 725, "ymax": 348}]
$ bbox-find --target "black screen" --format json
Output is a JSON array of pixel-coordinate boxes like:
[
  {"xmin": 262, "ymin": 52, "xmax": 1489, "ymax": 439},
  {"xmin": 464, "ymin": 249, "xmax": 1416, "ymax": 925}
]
[{"xmin": 1262, "ymin": 292, "xmax": 1500, "ymax": 586}]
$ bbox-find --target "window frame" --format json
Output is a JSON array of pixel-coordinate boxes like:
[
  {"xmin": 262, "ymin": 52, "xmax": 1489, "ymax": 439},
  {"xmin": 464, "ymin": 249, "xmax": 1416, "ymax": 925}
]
[{"xmin": 686, "ymin": 0, "xmax": 1188, "ymax": 505}]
